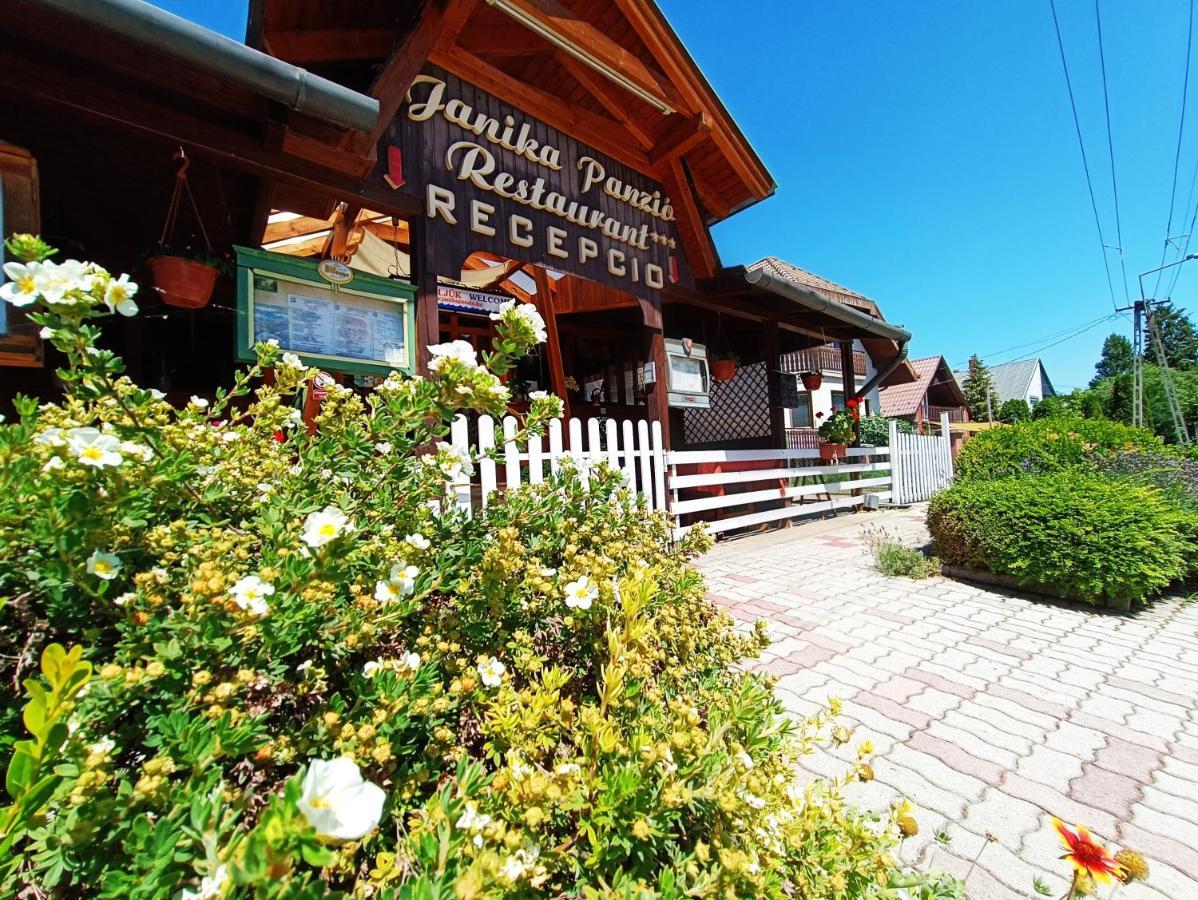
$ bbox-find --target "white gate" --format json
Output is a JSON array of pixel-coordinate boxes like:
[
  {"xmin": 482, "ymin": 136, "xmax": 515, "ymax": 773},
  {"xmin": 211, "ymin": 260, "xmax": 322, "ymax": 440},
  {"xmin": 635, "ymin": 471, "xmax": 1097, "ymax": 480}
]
[{"xmin": 888, "ymin": 413, "xmax": 954, "ymax": 504}]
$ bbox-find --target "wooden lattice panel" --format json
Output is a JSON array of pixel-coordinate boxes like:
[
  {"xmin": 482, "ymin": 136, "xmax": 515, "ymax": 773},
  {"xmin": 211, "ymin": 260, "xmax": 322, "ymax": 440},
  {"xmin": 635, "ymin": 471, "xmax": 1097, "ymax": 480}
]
[{"xmin": 682, "ymin": 362, "xmax": 770, "ymax": 445}]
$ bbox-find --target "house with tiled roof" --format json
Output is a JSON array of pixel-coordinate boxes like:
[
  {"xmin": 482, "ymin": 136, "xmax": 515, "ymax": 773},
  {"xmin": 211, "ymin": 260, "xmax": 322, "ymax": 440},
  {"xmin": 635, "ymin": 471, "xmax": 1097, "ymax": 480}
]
[
  {"xmin": 879, "ymin": 355, "xmax": 970, "ymax": 429},
  {"xmin": 745, "ymin": 258, "xmax": 918, "ymax": 447},
  {"xmin": 950, "ymin": 358, "xmax": 1056, "ymax": 411}
]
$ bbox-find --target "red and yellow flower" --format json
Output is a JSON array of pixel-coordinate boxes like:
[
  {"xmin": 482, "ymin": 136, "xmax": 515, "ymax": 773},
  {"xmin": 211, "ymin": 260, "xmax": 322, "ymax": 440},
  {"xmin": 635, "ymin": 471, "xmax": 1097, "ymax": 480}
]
[{"xmin": 1054, "ymin": 819, "xmax": 1124, "ymax": 885}]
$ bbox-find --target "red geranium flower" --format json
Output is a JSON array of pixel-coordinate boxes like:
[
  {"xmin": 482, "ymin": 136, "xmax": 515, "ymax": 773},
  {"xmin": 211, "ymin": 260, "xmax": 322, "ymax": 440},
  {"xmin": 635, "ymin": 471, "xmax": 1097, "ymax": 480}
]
[
  {"xmin": 846, "ymin": 398, "xmax": 859, "ymax": 408},
  {"xmin": 1054, "ymin": 820, "xmax": 1123, "ymax": 885}
]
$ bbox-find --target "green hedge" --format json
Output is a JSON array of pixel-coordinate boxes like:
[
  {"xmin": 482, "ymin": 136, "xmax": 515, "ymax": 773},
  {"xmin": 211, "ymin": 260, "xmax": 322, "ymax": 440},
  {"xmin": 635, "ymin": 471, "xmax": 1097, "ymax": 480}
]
[
  {"xmin": 954, "ymin": 417, "xmax": 1161, "ymax": 482},
  {"xmin": 927, "ymin": 474, "xmax": 1192, "ymax": 605}
]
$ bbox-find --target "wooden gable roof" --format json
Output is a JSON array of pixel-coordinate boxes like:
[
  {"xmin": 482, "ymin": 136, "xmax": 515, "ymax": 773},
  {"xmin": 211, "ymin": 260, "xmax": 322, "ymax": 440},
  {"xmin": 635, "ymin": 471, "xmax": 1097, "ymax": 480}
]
[{"xmin": 251, "ymin": 0, "xmax": 775, "ymax": 233}]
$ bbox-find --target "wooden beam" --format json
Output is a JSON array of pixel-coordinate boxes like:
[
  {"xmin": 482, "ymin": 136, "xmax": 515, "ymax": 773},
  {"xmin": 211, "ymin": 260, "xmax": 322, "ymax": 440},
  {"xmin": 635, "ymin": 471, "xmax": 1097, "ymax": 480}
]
[
  {"xmin": 430, "ymin": 44, "xmax": 654, "ymax": 173},
  {"xmin": 268, "ymin": 28, "xmax": 398, "ymax": 64},
  {"xmin": 660, "ymin": 158, "xmax": 717, "ymax": 279},
  {"xmin": 554, "ymin": 51, "xmax": 655, "ymax": 151},
  {"xmin": 489, "ymin": 0, "xmax": 685, "ymax": 114},
  {"xmin": 764, "ymin": 320, "xmax": 785, "ymax": 449},
  {"xmin": 648, "ymin": 112, "xmax": 711, "ymax": 167},
  {"xmin": 363, "ymin": 0, "xmax": 459, "ymax": 149},
  {"xmin": 271, "ymin": 124, "xmax": 376, "ymax": 177}
]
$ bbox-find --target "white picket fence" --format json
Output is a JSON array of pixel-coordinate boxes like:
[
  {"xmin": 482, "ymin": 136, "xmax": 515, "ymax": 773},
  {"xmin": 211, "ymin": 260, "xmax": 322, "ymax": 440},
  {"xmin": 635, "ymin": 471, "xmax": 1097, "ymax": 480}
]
[
  {"xmin": 888, "ymin": 413, "xmax": 954, "ymax": 504},
  {"xmin": 445, "ymin": 412, "xmax": 951, "ymax": 532}
]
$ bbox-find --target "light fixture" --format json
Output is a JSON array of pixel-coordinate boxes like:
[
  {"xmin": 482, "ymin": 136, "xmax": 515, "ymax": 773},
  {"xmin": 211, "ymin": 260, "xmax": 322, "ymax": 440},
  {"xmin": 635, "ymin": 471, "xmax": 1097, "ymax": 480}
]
[{"xmin": 484, "ymin": 0, "xmax": 675, "ymax": 115}]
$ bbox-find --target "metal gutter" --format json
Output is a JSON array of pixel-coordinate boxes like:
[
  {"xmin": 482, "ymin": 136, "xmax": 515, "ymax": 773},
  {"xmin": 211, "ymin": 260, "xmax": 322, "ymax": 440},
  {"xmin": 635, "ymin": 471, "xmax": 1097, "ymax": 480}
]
[
  {"xmin": 26, "ymin": 0, "xmax": 379, "ymax": 134},
  {"xmin": 742, "ymin": 265, "xmax": 911, "ymax": 399}
]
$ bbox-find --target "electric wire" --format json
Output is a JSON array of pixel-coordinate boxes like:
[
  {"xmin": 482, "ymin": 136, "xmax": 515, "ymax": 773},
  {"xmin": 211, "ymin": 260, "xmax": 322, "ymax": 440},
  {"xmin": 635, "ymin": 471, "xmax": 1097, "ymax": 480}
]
[
  {"xmin": 1049, "ymin": 0, "xmax": 1119, "ymax": 311},
  {"xmin": 1156, "ymin": 0, "xmax": 1197, "ymax": 299},
  {"xmin": 973, "ymin": 312, "xmax": 1117, "ymax": 361},
  {"xmin": 1094, "ymin": 0, "xmax": 1131, "ymax": 305}
]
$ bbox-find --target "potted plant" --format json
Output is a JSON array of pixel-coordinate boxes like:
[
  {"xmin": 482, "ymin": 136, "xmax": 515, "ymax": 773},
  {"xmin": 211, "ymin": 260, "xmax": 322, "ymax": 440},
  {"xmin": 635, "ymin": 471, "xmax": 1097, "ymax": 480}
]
[
  {"xmin": 710, "ymin": 350, "xmax": 738, "ymax": 383},
  {"xmin": 144, "ymin": 244, "xmax": 229, "ymax": 309},
  {"xmin": 817, "ymin": 405, "xmax": 857, "ymax": 461},
  {"xmin": 800, "ymin": 371, "xmax": 823, "ymax": 390}
]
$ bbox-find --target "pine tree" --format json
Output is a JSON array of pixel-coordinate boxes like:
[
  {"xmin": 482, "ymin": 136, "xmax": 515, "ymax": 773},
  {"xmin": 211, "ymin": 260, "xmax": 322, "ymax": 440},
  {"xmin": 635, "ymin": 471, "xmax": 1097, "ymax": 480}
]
[
  {"xmin": 1091, "ymin": 334, "xmax": 1133, "ymax": 386},
  {"xmin": 961, "ymin": 355, "xmax": 999, "ymax": 422}
]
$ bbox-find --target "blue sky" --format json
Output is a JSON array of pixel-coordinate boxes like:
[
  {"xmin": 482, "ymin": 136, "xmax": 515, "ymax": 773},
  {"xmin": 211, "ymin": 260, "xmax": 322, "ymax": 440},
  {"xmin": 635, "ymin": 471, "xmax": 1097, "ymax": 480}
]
[{"xmin": 159, "ymin": 0, "xmax": 1198, "ymax": 390}]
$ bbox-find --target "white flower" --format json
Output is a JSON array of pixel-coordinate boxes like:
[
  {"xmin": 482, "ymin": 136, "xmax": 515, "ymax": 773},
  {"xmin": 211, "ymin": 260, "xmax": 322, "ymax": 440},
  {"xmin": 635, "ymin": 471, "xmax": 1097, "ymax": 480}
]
[
  {"xmin": 736, "ymin": 750, "xmax": 754, "ymax": 771},
  {"xmin": 113, "ymin": 591, "xmax": 135, "ymax": 607},
  {"xmin": 149, "ymin": 389, "xmax": 166, "ymax": 400},
  {"xmin": 40, "ymin": 259, "xmax": 96, "ymax": 303},
  {"xmin": 490, "ymin": 301, "xmax": 548, "ymax": 343},
  {"xmin": 189, "ymin": 396, "xmax": 209, "ymax": 409},
  {"xmin": 86, "ymin": 550, "xmax": 121, "ymax": 580},
  {"xmin": 563, "ymin": 576, "xmax": 598, "ymax": 611},
  {"xmin": 399, "ymin": 651, "xmax": 421, "ymax": 672},
  {"xmin": 388, "ymin": 563, "xmax": 419, "ymax": 597},
  {"xmin": 742, "ymin": 792, "xmax": 766, "ymax": 810},
  {"xmin": 374, "ymin": 441, "xmax": 392, "ymax": 455},
  {"xmin": 42, "ymin": 457, "xmax": 65, "ymax": 473},
  {"xmin": 33, "ymin": 427, "xmax": 66, "ymax": 447},
  {"xmin": 281, "ymin": 352, "xmax": 303, "ymax": 369},
  {"xmin": 362, "ymin": 660, "xmax": 383, "ymax": 678},
  {"xmin": 477, "ymin": 657, "xmax": 505, "ymax": 688},
  {"xmin": 404, "ymin": 533, "xmax": 430, "ymax": 551},
  {"xmin": 555, "ymin": 762, "xmax": 580, "ymax": 776},
  {"xmin": 38, "ymin": 326, "xmax": 54, "ymax": 339},
  {"xmin": 103, "ymin": 273, "xmax": 139, "ymax": 317},
  {"xmin": 528, "ymin": 390, "xmax": 549, "ymax": 401},
  {"xmin": 296, "ymin": 757, "xmax": 386, "ymax": 843},
  {"xmin": 230, "ymin": 575, "xmax": 274, "ymax": 616},
  {"xmin": 88, "ymin": 736, "xmax": 116, "ymax": 756},
  {"xmin": 176, "ymin": 863, "xmax": 229, "ymax": 900},
  {"xmin": 427, "ymin": 339, "xmax": 478, "ymax": 373},
  {"xmin": 374, "ymin": 579, "xmax": 402, "ymax": 605},
  {"xmin": 301, "ymin": 506, "xmax": 353, "ymax": 548},
  {"xmin": 297, "ymin": 659, "xmax": 315, "ymax": 675},
  {"xmin": 433, "ymin": 441, "xmax": 474, "ymax": 481},
  {"xmin": 1, "ymin": 261, "xmax": 43, "ymax": 307},
  {"xmin": 67, "ymin": 427, "xmax": 123, "ymax": 468},
  {"xmin": 120, "ymin": 440, "xmax": 154, "ymax": 462},
  {"xmin": 456, "ymin": 801, "xmax": 492, "ymax": 833}
]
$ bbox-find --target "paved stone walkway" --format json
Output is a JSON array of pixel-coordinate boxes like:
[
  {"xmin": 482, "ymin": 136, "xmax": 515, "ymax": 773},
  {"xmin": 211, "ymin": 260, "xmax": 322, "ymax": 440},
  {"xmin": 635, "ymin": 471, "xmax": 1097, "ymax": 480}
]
[{"xmin": 697, "ymin": 505, "xmax": 1198, "ymax": 900}]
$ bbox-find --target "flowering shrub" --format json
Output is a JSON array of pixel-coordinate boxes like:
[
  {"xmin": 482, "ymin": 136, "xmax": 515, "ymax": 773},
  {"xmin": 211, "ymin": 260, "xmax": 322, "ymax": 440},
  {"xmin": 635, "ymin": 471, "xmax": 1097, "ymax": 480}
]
[
  {"xmin": 0, "ymin": 237, "xmax": 954, "ymax": 897},
  {"xmin": 818, "ymin": 403, "xmax": 858, "ymax": 445}
]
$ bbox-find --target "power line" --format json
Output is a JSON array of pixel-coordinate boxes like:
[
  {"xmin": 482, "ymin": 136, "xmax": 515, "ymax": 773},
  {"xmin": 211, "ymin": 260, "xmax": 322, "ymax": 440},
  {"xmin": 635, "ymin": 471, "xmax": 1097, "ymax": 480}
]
[
  {"xmin": 1155, "ymin": 0, "xmax": 1196, "ymax": 299},
  {"xmin": 993, "ymin": 313, "xmax": 1120, "ymax": 365},
  {"xmin": 1049, "ymin": 0, "xmax": 1119, "ymax": 310},
  {"xmin": 974, "ymin": 312, "xmax": 1117, "ymax": 361},
  {"xmin": 1094, "ymin": 0, "xmax": 1131, "ymax": 305}
]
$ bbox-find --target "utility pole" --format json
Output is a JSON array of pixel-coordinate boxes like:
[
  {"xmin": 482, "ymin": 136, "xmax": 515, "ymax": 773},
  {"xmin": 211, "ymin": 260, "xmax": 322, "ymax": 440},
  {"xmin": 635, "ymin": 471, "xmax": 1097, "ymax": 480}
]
[{"xmin": 1132, "ymin": 300, "xmax": 1143, "ymax": 429}]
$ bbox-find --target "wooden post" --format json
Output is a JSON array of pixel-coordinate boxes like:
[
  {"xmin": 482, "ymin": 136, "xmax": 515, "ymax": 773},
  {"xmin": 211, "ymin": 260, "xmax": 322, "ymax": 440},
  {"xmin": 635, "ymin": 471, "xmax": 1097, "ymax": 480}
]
[
  {"xmin": 530, "ymin": 266, "xmax": 569, "ymax": 417},
  {"xmin": 888, "ymin": 418, "xmax": 900, "ymax": 504},
  {"xmin": 764, "ymin": 319, "xmax": 785, "ymax": 449},
  {"xmin": 648, "ymin": 327, "xmax": 672, "ymax": 449},
  {"xmin": 840, "ymin": 339, "xmax": 859, "ymax": 443},
  {"xmin": 411, "ymin": 213, "xmax": 440, "ymax": 375}
]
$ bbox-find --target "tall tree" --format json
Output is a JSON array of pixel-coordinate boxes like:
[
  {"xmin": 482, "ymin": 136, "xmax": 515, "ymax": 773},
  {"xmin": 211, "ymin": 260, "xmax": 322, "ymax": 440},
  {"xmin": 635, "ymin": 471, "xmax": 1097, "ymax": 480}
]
[
  {"xmin": 961, "ymin": 355, "xmax": 999, "ymax": 422},
  {"xmin": 1148, "ymin": 303, "xmax": 1198, "ymax": 370},
  {"xmin": 997, "ymin": 398, "xmax": 1031, "ymax": 422},
  {"xmin": 1090, "ymin": 333, "xmax": 1133, "ymax": 386}
]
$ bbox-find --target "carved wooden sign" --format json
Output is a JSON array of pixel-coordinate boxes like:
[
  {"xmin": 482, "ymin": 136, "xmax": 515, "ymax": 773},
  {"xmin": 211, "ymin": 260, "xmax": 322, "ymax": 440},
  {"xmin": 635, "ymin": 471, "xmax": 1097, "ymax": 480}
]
[{"xmin": 383, "ymin": 66, "xmax": 691, "ymax": 299}]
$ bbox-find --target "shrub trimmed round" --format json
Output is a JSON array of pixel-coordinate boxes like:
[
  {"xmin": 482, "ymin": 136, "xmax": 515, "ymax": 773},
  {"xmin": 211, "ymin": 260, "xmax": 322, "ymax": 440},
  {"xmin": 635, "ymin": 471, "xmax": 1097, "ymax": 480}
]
[
  {"xmin": 928, "ymin": 474, "xmax": 1191, "ymax": 605},
  {"xmin": 954, "ymin": 417, "xmax": 1161, "ymax": 482}
]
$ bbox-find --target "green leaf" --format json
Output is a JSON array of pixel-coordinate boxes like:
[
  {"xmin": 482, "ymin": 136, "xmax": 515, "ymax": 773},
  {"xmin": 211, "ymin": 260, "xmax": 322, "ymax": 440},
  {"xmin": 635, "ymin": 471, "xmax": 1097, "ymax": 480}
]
[{"xmin": 5, "ymin": 748, "xmax": 35, "ymax": 797}]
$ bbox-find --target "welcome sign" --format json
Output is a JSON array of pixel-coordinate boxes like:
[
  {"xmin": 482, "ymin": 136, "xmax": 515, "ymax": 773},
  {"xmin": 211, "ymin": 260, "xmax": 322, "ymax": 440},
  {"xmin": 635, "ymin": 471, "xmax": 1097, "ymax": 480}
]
[{"xmin": 385, "ymin": 66, "xmax": 691, "ymax": 299}]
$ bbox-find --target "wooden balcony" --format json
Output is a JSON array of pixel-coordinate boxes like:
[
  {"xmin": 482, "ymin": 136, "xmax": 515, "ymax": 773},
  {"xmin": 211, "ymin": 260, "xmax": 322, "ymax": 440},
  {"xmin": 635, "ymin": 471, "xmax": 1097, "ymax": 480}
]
[
  {"xmin": 780, "ymin": 345, "xmax": 867, "ymax": 377},
  {"xmin": 928, "ymin": 404, "xmax": 970, "ymax": 423}
]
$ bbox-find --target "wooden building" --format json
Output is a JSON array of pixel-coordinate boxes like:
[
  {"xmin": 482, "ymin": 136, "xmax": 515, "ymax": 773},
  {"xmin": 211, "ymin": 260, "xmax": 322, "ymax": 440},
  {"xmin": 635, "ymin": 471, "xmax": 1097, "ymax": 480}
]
[{"xmin": 1, "ymin": 0, "xmax": 914, "ymax": 450}]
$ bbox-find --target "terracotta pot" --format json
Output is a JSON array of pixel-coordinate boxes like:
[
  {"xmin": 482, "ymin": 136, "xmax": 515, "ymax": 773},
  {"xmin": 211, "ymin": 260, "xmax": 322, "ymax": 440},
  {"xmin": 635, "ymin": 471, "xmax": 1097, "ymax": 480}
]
[
  {"xmin": 819, "ymin": 442, "xmax": 847, "ymax": 462},
  {"xmin": 801, "ymin": 372, "xmax": 823, "ymax": 390},
  {"xmin": 711, "ymin": 359, "xmax": 737, "ymax": 382},
  {"xmin": 147, "ymin": 256, "xmax": 219, "ymax": 309}
]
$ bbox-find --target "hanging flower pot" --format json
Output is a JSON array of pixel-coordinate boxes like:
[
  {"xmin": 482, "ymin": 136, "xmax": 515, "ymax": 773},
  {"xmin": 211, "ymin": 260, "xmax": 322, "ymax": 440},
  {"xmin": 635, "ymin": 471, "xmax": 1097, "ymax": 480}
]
[
  {"xmin": 146, "ymin": 255, "xmax": 219, "ymax": 309},
  {"xmin": 801, "ymin": 371, "xmax": 823, "ymax": 390},
  {"xmin": 711, "ymin": 358, "xmax": 738, "ymax": 382}
]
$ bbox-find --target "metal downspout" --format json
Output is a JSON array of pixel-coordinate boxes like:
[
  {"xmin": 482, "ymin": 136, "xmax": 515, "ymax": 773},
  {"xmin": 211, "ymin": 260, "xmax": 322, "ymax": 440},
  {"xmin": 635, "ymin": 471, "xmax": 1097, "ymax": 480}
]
[
  {"xmin": 853, "ymin": 341, "xmax": 909, "ymax": 401},
  {"xmin": 25, "ymin": 0, "xmax": 379, "ymax": 134}
]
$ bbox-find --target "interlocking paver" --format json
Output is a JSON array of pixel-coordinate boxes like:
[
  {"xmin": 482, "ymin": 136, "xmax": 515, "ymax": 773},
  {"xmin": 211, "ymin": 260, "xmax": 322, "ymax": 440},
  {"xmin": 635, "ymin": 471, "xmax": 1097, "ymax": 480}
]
[{"xmin": 697, "ymin": 504, "xmax": 1198, "ymax": 898}]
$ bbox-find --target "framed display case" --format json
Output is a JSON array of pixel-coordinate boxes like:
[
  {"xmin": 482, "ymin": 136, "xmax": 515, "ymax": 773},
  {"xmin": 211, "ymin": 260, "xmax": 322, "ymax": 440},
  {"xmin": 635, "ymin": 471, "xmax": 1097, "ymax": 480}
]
[{"xmin": 235, "ymin": 246, "xmax": 417, "ymax": 376}]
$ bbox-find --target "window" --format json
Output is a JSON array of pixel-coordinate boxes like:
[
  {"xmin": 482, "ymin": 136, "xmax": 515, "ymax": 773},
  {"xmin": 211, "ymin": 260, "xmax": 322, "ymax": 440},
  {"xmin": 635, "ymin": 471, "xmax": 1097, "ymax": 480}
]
[
  {"xmin": 789, "ymin": 393, "xmax": 812, "ymax": 427},
  {"xmin": 830, "ymin": 390, "xmax": 845, "ymax": 410},
  {"xmin": 0, "ymin": 141, "xmax": 42, "ymax": 367}
]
